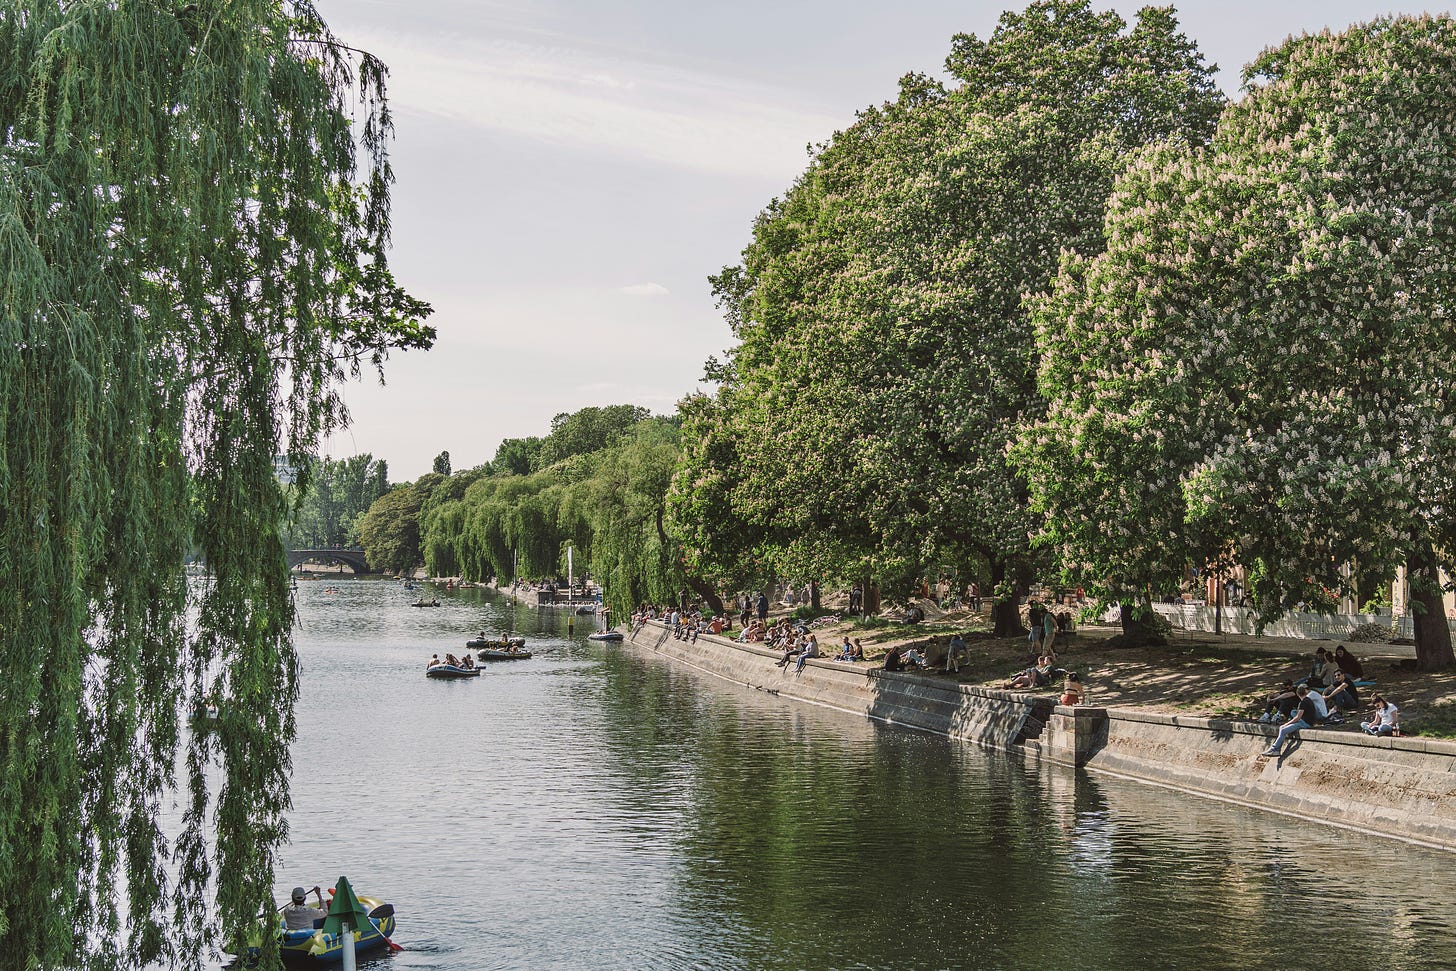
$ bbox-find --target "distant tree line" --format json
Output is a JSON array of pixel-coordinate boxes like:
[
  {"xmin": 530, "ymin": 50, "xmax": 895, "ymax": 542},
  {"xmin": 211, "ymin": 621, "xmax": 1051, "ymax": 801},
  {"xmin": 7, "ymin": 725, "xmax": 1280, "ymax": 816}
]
[
  {"xmin": 358, "ymin": 4, "xmax": 1456, "ymax": 676},
  {"xmin": 284, "ymin": 454, "xmax": 391, "ymax": 550}
]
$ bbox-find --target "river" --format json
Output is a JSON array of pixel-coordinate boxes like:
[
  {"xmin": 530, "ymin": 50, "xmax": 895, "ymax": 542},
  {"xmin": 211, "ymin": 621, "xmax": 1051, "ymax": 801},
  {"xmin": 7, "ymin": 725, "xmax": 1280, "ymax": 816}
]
[{"xmin": 261, "ymin": 579, "xmax": 1454, "ymax": 970}]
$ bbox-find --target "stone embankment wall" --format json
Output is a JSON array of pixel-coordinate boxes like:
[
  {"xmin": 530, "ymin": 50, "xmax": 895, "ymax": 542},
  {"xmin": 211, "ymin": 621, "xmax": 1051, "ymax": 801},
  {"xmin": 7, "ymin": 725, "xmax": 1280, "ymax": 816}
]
[
  {"xmin": 629, "ymin": 623, "xmax": 1052, "ymax": 751},
  {"xmin": 1056, "ymin": 707, "xmax": 1456, "ymax": 851},
  {"xmin": 627, "ymin": 622, "xmax": 1456, "ymax": 852}
]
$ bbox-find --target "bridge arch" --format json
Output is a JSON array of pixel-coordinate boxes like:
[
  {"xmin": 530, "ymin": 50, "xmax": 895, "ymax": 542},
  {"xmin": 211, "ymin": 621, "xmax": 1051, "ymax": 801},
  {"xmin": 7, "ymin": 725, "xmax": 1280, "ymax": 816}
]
[{"xmin": 288, "ymin": 548, "xmax": 373, "ymax": 574}]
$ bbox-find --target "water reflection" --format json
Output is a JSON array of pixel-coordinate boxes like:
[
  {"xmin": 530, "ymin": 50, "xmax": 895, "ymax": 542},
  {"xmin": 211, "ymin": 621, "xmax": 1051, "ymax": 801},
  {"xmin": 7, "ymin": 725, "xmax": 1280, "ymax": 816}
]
[{"xmin": 228, "ymin": 580, "xmax": 1456, "ymax": 970}]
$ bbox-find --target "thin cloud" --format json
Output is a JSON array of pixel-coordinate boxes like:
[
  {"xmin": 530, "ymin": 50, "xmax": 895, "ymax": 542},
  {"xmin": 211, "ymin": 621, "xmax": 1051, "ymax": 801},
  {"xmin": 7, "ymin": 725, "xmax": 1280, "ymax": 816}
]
[
  {"xmin": 349, "ymin": 28, "xmax": 841, "ymax": 180},
  {"xmin": 621, "ymin": 282, "xmax": 669, "ymax": 297}
]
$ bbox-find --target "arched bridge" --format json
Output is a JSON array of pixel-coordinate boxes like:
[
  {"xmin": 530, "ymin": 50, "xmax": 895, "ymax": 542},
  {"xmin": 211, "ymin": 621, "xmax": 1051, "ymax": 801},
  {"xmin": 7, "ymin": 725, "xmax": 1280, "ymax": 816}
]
[{"xmin": 288, "ymin": 548, "xmax": 373, "ymax": 573}]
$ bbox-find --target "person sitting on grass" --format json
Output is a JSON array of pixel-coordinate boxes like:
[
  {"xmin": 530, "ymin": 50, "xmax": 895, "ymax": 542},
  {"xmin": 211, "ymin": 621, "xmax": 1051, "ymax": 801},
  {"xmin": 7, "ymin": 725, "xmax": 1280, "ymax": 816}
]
[
  {"xmin": 1361, "ymin": 694, "xmax": 1400, "ymax": 736},
  {"xmin": 835, "ymin": 637, "xmax": 855, "ymax": 661},
  {"xmin": 1260, "ymin": 685, "xmax": 1321, "ymax": 758},
  {"xmin": 1005, "ymin": 654, "xmax": 1057, "ymax": 690},
  {"xmin": 1333, "ymin": 644, "xmax": 1365, "ymax": 680},
  {"xmin": 902, "ymin": 646, "xmax": 927, "ymax": 670},
  {"xmin": 922, "ymin": 640, "xmax": 948, "ymax": 672},
  {"xmin": 1296, "ymin": 647, "xmax": 1333, "ymax": 690},
  {"xmin": 1324, "ymin": 670, "xmax": 1361, "ymax": 713},
  {"xmin": 882, "ymin": 644, "xmax": 905, "ymax": 672}
]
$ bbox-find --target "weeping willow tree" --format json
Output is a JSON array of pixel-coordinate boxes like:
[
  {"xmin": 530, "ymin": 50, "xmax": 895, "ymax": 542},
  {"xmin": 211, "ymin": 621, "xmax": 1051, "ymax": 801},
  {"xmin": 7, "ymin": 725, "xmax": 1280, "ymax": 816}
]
[
  {"xmin": 419, "ymin": 417, "xmax": 709, "ymax": 616},
  {"xmin": 0, "ymin": 2, "xmax": 432, "ymax": 969}
]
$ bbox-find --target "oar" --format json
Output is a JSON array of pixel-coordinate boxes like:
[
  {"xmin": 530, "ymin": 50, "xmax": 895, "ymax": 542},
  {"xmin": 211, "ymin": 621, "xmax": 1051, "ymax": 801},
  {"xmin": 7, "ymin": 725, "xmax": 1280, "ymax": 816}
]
[{"xmin": 367, "ymin": 903, "xmax": 404, "ymax": 952}]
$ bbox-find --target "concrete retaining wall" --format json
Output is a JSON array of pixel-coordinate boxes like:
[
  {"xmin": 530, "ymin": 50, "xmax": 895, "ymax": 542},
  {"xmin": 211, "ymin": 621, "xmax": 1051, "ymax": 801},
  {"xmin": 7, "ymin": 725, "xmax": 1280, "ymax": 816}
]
[
  {"xmin": 627, "ymin": 621, "xmax": 1456, "ymax": 851},
  {"xmin": 627, "ymin": 623, "xmax": 1048, "ymax": 752},
  {"xmin": 1045, "ymin": 706, "xmax": 1456, "ymax": 851}
]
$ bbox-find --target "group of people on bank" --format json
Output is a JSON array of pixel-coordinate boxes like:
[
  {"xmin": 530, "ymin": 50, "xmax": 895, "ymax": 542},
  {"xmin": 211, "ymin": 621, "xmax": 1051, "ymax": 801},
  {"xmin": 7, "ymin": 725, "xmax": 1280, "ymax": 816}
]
[{"xmin": 1257, "ymin": 645, "xmax": 1401, "ymax": 758}]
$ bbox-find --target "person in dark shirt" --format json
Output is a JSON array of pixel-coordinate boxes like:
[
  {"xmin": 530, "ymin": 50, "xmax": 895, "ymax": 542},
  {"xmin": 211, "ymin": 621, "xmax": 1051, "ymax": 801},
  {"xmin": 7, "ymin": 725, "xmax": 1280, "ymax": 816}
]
[
  {"xmin": 1324, "ymin": 670, "xmax": 1361, "ymax": 711},
  {"xmin": 1333, "ymin": 644, "xmax": 1365, "ymax": 680},
  {"xmin": 1258, "ymin": 680, "xmax": 1299, "ymax": 722},
  {"xmin": 1261, "ymin": 686, "xmax": 1320, "ymax": 757}
]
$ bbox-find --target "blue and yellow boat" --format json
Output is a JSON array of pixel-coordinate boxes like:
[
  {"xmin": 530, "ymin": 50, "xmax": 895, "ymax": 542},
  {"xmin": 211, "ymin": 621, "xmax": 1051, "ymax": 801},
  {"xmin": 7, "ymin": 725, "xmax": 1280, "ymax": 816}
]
[{"xmin": 253, "ymin": 877, "xmax": 399, "ymax": 967}]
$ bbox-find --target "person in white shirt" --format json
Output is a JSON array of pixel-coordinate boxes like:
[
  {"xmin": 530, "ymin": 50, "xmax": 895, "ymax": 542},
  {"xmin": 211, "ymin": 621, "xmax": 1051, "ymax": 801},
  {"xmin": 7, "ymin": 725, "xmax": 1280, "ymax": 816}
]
[
  {"xmin": 282, "ymin": 886, "xmax": 328, "ymax": 930},
  {"xmin": 1361, "ymin": 695, "xmax": 1400, "ymax": 736}
]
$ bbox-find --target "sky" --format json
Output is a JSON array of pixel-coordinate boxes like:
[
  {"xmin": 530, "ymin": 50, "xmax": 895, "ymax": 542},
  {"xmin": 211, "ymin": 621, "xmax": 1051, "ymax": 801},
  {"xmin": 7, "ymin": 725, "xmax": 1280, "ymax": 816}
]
[{"xmin": 320, "ymin": 0, "xmax": 1450, "ymax": 480}]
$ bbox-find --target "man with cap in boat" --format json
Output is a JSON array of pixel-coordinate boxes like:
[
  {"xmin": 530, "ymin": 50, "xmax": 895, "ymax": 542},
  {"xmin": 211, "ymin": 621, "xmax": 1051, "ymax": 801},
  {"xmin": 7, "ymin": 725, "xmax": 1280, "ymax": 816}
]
[{"xmin": 283, "ymin": 885, "xmax": 329, "ymax": 930}]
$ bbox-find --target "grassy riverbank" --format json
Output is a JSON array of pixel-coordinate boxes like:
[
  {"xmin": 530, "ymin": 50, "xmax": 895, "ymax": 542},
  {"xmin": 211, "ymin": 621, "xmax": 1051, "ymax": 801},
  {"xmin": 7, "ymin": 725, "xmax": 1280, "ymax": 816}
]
[{"xmin": 769, "ymin": 600, "xmax": 1456, "ymax": 740}]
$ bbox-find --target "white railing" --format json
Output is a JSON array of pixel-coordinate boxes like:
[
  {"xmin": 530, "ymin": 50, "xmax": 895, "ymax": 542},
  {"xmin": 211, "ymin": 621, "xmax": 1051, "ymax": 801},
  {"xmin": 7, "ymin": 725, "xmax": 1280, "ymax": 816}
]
[{"xmin": 1116, "ymin": 603, "xmax": 1449, "ymax": 639}]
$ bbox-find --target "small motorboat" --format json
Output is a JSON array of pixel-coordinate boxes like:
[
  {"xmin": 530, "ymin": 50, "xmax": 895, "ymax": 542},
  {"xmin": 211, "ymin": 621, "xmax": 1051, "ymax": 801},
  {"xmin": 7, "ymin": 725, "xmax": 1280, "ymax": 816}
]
[
  {"xmin": 467, "ymin": 635, "xmax": 526, "ymax": 649},
  {"xmin": 426, "ymin": 662, "xmax": 480, "ymax": 678},
  {"xmin": 410, "ymin": 599, "xmax": 441, "ymax": 608},
  {"xmin": 477, "ymin": 646, "xmax": 532, "ymax": 661},
  {"xmin": 588, "ymin": 630, "xmax": 624, "ymax": 642}
]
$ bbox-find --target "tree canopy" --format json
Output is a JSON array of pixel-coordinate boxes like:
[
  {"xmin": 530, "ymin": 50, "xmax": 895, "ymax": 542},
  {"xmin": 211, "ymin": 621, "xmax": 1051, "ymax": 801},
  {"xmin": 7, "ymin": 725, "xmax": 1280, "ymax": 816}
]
[
  {"xmin": 673, "ymin": 0, "xmax": 1223, "ymax": 631},
  {"xmin": 414, "ymin": 409, "xmax": 710, "ymax": 616},
  {"xmin": 1021, "ymin": 15, "xmax": 1456, "ymax": 668},
  {"xmin": 0, "ymin": 2, "xmax": 431, "ymax": 967},
  {"xmin": 285, "ymin": 454, "xmax": 390, "ymax": 550}
]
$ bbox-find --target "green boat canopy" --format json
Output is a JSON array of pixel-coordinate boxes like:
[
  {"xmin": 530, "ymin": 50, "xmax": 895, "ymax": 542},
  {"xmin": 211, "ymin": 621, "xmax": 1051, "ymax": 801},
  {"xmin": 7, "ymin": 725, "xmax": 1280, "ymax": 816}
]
[{"xmin": 321, "ymin": 875, "xmax": 374, "ymax": 938}]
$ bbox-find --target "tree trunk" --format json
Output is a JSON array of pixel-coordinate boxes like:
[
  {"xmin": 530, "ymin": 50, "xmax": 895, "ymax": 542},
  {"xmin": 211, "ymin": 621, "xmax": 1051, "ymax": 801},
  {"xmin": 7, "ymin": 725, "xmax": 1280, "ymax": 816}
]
[
  {"xmin": 1113, "ymin": 601, "xmax": 1167, "ymax": 648},
  {"xmin": 654, "ymin": 507, "xmax": 724, "ymax": 615},
  {"xmin": 686, "ymin": 576, "xmax": 725, "ymax": 616},
  {"xmin": 989, "ymin": 558, "xmax": 1023, "ymax": 638},
  {"xmin": 1408, "ymin": 542, "xmax": 1455, "ymax": 672},
  {"xmin": 810, "ymin": 580, "xmax": 821, "ymax": 612}
]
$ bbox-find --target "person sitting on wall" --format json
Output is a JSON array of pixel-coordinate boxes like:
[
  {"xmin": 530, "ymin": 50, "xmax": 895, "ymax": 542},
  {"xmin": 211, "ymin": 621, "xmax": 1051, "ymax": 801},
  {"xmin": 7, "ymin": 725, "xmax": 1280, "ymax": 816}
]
[
  {"xmin": 1258, "ymin": 681, "xmax": 1299, "ymax": 723},
  {"xmin": 794, "ymin": 634, "xmax": 820, "ymax": 673},
  {"xmin": 1261, "ymin": 685, "xmax": 1321, "ymax": 758},
  {"xmin": 882, "ymin": 644, "xmax": 905, "ymax": 672},
  {"xmin": 1361, "ymin": 694, "xmax": 1400, "ymax": 736},
  {"xmin": 774, "ymin": 634, "xmax": 804, "ymax": 668},
  {"xmin": 1060, "ymin": 672, "xmax": 1085, "ymax": 706}
]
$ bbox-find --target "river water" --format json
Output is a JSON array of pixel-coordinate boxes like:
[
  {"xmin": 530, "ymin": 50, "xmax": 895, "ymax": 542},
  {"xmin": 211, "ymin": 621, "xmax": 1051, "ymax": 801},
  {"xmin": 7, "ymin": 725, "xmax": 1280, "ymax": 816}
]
[{"xmin": 264, "ymin": 579, "xmax": 1454, "ymax": 970}]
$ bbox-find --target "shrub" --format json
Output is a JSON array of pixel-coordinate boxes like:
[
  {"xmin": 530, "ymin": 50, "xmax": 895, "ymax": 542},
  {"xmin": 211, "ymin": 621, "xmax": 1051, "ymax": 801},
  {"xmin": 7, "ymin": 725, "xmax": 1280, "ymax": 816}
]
[{"xmin": 1348, "ymin": 622, "xmax": 1394, "ymax": 644}]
